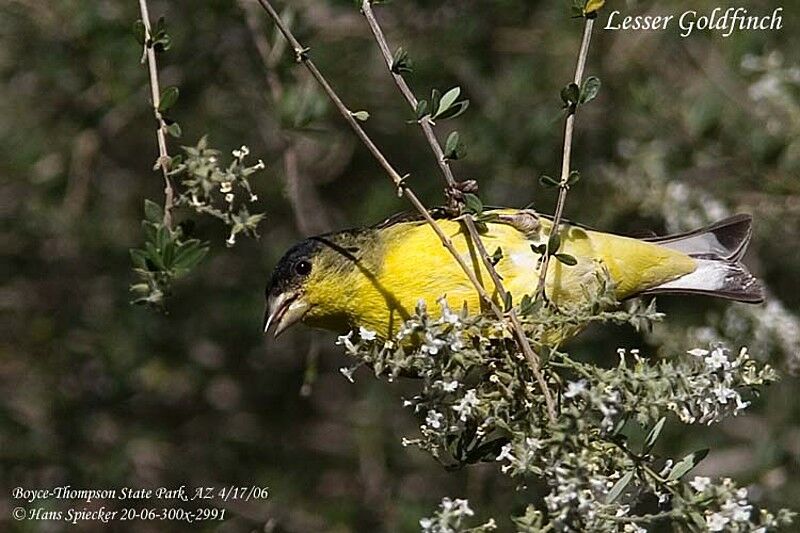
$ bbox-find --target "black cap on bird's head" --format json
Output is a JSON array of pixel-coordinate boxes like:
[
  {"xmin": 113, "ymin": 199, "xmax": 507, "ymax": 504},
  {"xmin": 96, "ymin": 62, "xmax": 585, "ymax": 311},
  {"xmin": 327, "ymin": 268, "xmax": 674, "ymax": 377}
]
[{"xmin": 263, "ymin": 238, "xmax": 322, "ymax": 337}]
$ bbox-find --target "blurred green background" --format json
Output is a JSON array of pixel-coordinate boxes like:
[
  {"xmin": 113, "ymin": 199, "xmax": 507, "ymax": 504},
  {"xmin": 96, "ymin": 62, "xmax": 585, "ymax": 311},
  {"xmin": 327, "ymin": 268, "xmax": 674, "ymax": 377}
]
[{"xmin": 1, "ymin": 0, "xmax": 798, "ymax": 531}]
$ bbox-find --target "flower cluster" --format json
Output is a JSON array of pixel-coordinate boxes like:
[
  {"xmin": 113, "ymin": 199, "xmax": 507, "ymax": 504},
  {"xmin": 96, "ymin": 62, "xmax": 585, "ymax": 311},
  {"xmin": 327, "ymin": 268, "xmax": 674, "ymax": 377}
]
[
  {"xmin": 169, "ymin": 136, "xmax": 266, "ymax": 247},
  {"xmin": 418, "ymin": 497, "xmax": 496, "ymax": 533},
  {"xmin": 335, "ymin": 292, "xmax": 794, "ymax": 531}
]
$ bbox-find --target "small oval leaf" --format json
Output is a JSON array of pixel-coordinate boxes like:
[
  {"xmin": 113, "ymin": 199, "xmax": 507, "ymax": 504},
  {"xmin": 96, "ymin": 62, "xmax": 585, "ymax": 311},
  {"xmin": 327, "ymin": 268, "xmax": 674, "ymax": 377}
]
[
  {"xmin": 158, "ymin": 86, "xmax": 179, "ymax": 112},
  {"xmin": 644, "ymin": 417, "xmax": 667, "ymax": 454},
  {"xmin": 436, "ymin": 86, "xmax": 461, "ymax": 117},
  {"xmin": 555, "ymin": 253, "xmax": 577, "ymax": 266},
  {"xmin": 667, "ymin": 449, "xmax": 709, "ymax": 481},
  {"xmin": 606, "ymin": 470, "xmax": 634, "ymax": 503}
]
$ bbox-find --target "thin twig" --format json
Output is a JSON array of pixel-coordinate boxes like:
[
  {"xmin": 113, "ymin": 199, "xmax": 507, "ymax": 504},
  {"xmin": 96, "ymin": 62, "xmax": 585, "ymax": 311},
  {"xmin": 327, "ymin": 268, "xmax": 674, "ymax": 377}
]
[
  {"xmin": 239, "ymin": 0, "xmax": 333, "ymax": 235},
  {"xmin": 360, "ymin": 1, "xmax": 459, "ymax": 203},
  {"xmin": 534, "ymin": 18, "xmax": 595, "ymax": 301},
  {"xmin": 254, "ymin": 0, "xmax": 504, "ymax": 318},
  {"xmin": 361, "ymin": 0, "xmax": 556, "ymax": 421},
  {"xmin": 138, "ymin": 0, "xmax": 175, "ymax": 230}
]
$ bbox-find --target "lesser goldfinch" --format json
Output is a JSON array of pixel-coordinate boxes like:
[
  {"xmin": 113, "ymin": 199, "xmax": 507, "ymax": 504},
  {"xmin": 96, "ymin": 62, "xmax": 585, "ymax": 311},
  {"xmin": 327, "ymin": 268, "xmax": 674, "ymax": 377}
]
[{"xmin": 263, "ymin": 209, "xmax": 762, "ymax": 339}]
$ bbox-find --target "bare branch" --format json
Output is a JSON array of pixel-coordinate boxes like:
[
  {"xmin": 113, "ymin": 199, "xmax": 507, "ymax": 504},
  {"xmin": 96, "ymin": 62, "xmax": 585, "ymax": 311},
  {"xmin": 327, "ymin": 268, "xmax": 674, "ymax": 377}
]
[
  {"xmin": 534, "ymin": 18, "xmax": 595, "ymax": 301},
  {"xmin": 254, "ymin": 0, "xmax": 503, "ymax": 318},
  {"xmin": 360, "ymin": 0, "xmax": 556, "ymax": 421},
  {"xmin": 137, "ymin": 0, "xmax": 175, "ymax": 229}
]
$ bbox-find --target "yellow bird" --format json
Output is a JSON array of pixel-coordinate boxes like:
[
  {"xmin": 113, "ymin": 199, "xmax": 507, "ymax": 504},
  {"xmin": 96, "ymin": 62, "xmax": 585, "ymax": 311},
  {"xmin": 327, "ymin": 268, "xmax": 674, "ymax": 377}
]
[{"xmin": 263, "ymin": 209, "xmax": 762, "ymax": 339}]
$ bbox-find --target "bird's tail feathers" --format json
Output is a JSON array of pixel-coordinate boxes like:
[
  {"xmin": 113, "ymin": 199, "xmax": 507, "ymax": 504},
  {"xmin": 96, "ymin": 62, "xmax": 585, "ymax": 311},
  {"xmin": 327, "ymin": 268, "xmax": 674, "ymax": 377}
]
[
  {"xmin": 646, "ymin": 214, "xmax": 752, "ymax": 261},
  {"xmin": 642, "ymin": 215, "xmax": 764, "ymax": 303}
]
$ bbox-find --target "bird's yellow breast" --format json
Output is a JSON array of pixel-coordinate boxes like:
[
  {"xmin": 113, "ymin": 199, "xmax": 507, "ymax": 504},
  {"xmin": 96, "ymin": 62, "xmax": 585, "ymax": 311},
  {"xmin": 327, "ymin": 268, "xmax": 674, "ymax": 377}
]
[{"xmin": 303, "ymin": 210, "xmax": 696, "ymax": 338}]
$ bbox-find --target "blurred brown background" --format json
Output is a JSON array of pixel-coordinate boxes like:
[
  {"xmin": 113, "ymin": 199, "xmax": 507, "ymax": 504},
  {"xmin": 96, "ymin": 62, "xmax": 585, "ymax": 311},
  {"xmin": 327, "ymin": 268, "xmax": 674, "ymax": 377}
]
[{"xmin": 1, "ymin": 0, "xmax": 798, "ymax": 531}]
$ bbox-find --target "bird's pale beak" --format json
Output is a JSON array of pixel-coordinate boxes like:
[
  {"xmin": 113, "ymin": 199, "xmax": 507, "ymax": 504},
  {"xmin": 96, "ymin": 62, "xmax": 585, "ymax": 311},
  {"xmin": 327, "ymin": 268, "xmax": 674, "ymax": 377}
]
[{"xmin": 263, "ymin": 291, "xmax": 311, "ymax": 338}]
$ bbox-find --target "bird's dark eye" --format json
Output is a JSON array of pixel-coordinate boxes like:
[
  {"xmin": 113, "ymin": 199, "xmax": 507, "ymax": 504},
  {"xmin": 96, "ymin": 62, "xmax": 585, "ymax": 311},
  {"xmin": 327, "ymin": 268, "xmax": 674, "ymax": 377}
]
[{"xmin": 295, "ymin": 260, "xmax": 312, "ymax": 276}]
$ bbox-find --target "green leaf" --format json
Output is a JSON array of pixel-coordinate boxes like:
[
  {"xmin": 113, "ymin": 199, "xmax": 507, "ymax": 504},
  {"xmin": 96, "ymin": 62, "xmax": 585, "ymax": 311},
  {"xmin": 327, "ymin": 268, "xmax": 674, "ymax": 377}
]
[
  {"xmin": 166, "ymin": 121, "xmax": 182, "ymax": 138},
  {"xmin": 530, "ymin": 243, "xmax": 546, "ymax": 255},
  {"xmin": 158, "ymin": 86, "xmax": 179, "ymax": 112},
  {"xmin": 566, "ymin": 170, "xmax": 581, "ymax": 186},
  {"xmin": 539, "ymin": 174, "xmax": 559, "ymax": 188},
  {"xmin": 463, "ymin": 193, "xmax": 483, "ymax": 215},
  {"xmin": 153, "ymin": 33, "xmax": 171, "ymax": 52},
  {"xmin": 133, "ymin": 20, "xmax": 146, "ymax": 45},
  {"xmin": 144, "ymin": 241, "xmax": 165, "ymax": 270},
  {"xmin": 503, "ymin": 291, "xmax": 513, "ymax": 312},
  {"xmin": 162, "ymin": 238, "xmax": 175, "ymax": 269},
  {"xmin": 606, "ymin": 470, "xmax": 634, "ymax": 503},
  {"xmin": 667, "ymin": 449, "xmax": 710, "ymax": 481},
  {"xmin": 435, "ymin": 86, "xmax": 461, "ymax": 117},
  {"xmin": 130, "ymin": 248, "xmax": 148, "ymax": 269},
  {"xmin": 444, "ymin": 131, "xmax": 466, "ymax": 160},
  {"xmin": 151, "ymin": 16, "xmax": 171, "ymax": 51},
  {"xmin": 173, "ymin": 240, "xmax": 209, "ymax": 273},
  {"xmin": 156, "ymin": 226, "xmax": 171, "ymax": 253},
  {"xmin": 415, "ymin": 99, "xmax": 428, "ymax": 119},
  {"xmin": 643, "ymin": 417, "xmax": 666, "ymax": 454},
  {"xmin": 142, "ymin": 220, "xmax": 157, "ymax": 243},
  {"xmin": 144, "ymin": 199, "xmax": 163, "ymax": 223},
  {"xmin": 583, "ymin": 0, "xmax": 606, "ymax": 16},
  {"xmin": 390, "ymin": 47, "xmax": 412, "ymax": 74},
  {"xmin": 518, "ymin": 294, "xmax": 536, "ymax": 314},
  {"xmin": 580, "ymin": 76, "xmax": 601, "ymax": 104},
  {"xmin": 547, "ymin": 232, "xmax": 561, "ymax": 254},
  {"xmin": 435, "ymin": 100, "xmax": 469, "ymax": 121},
  {"xmin": 555, "ymin": 253, "xmax": 577, "ymax": 266},
  {"xmin": 612, "ymin": 415, "xmax": 629, "ymax": 436},
  {"xmin": 351, "ymin": 110, "xmax": 370, "ymax": 122},
  {"xmin": 430, "ymin": 89, "xmax": 441, "ymax": 117},
  {"xmin": 490, "ymin": 247, "xmax": 503, "ymax": 266},
  {"xmin": 561, "ymin": 82, "xmax": 580, "ymax": 106}
]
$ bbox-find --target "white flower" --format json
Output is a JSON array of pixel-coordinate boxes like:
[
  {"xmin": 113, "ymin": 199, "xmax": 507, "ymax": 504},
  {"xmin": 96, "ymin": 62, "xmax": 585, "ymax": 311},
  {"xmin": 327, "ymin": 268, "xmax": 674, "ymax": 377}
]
[
  {"xmin": 615, "ymin": 505, "xmax": 630, "ymax": 517},
  {"xmin": 419, "ymin": 517, "xmax": 433, "ymax": 530},
  {"xmin": 721, "ymin": 499, "xmax": 752, "ymax": 522},
  {"xmin": 689, "ymin": 476, "xmax": 712, "ymax": 492},
  {"xmin": 358, "ymin": 326, "xmax": 377, "ymax": 341},
  {"xmin": 339, "ymin": 366, "xmax": 356, "ymax": 383},
  {"xmin": 706, "ymin": 512, "xmax": 730, "ymax": 531},
  {"xmin": 220, "ymin": 181, "xmax": 233, "ymax": 193},
  {"xmin": 255, "ymin": 159, "xmax": 266, "ymax": 170},
  {"xmin": 451, "ymin": 498, "xmax": 473, "ymax": 517},
  {"xmin": 705, "ymin": 347, "xmax": 730, "ymax": 370},
  {"xmin": 232, "ymin": 145, "xmax": 250, "ymax": 158},
  {"xmin": 439, "ymin": 301, "xmax": 460, "ymax": 325},
  {"xmin": 688, "ymin": 348, "xmax": 709, "ymax": 357},
  {"xmin": 564, "ymin": 380, "xmax": 587, "ymax": 399},
  {"xmin": 225, "ymin": 193, "xmax": 234, "ymax": 203},
  {"xmin": 441, "ymin": 380, "xmax": 459, "ymax": 392},
  {"xmin": 336, "ymin": 331, "xmax": 355, "ymax": 352},
  {"xmin": 496, "ymin": 443, "xmax": 515, "ymax": 464},
  {"xmin": 425, "ymin": 410, "xmax": 444, "ymax": 429},
  {"xmin": 452, "ymin": 389, "xmax": 479, "ymax": 421},
  {"xmin": 623, "ymin": 524, "xmax": 646, "ymax": 533},
  {"xmin": 249, "ymin": 194, "xmax": 258, "ymax": 202}
]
